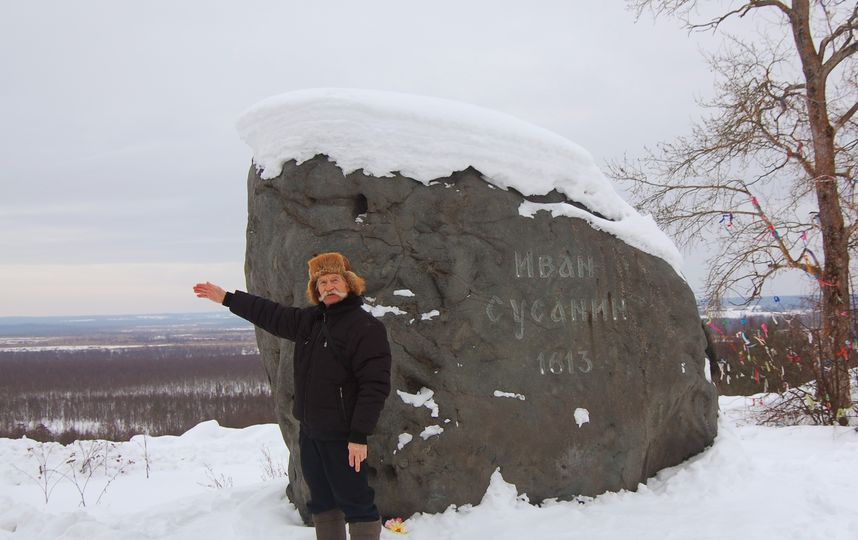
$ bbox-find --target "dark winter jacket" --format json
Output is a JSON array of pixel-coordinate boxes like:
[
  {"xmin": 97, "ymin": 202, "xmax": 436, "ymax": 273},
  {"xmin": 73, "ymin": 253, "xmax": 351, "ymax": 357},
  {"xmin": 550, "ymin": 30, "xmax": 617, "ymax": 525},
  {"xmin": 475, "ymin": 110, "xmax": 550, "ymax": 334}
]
[{"xmin": 223, "ymin": 291, "xmax": 391, "ymax": 444}]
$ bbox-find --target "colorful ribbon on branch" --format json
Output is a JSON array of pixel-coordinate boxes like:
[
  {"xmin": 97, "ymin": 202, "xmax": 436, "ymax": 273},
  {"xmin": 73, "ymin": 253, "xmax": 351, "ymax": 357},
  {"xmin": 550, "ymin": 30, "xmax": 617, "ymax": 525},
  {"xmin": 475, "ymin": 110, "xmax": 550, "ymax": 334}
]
[
  {"xmin": 707, "ymin": 321, "xmax": 726, "ymax": 336},
  {"xmin": 749, "ymin": 196, "xmax": 783, "ymax": 240}
]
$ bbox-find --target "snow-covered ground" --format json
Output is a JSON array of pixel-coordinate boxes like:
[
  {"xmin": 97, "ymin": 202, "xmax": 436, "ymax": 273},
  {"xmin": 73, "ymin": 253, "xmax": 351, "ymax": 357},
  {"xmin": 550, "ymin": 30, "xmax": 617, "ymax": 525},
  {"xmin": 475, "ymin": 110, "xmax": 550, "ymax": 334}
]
[{"xmin": 1, "ymin": 396, "xmax": 856, "ymax": 540}]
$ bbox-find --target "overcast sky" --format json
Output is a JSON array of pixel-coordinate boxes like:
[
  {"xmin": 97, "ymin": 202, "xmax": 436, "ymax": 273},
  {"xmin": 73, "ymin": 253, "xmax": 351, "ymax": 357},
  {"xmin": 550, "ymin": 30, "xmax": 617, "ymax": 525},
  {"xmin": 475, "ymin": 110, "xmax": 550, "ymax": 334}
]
[{"xmin": 0, "ymin": 1, "xmax": 802, "ymax": 317}]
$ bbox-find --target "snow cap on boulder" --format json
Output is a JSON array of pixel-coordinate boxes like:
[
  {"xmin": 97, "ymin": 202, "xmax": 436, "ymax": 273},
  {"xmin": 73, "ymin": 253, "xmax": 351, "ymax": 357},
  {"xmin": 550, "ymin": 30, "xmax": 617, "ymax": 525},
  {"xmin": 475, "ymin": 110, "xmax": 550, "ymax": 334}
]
[{"xmin": 236, "ymin": 88, "xmax": 684, "ymax": 278}]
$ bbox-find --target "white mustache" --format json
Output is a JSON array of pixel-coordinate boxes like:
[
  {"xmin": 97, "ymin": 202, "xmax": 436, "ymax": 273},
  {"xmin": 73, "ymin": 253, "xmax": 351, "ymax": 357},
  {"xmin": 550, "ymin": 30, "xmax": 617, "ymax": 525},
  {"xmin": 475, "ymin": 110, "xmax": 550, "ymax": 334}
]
[{"xmin": 319, "ymin": 290, "xmax": 348, "ymax": 301}]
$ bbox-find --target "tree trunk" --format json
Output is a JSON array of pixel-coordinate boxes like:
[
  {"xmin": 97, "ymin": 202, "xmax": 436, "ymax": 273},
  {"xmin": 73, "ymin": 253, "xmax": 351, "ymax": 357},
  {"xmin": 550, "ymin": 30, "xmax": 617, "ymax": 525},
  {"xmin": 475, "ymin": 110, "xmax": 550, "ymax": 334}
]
[{"xmin": 791, "ymin": 1, "xmax": 853, "ymax": 423}]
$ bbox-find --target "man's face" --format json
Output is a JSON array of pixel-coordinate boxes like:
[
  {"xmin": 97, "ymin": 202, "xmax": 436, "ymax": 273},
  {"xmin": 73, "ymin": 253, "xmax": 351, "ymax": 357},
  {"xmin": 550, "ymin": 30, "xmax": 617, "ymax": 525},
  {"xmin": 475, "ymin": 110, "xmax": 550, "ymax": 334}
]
[{"xmin": 317, "ymin": 273, "xmax": 349, "ymax": 306}]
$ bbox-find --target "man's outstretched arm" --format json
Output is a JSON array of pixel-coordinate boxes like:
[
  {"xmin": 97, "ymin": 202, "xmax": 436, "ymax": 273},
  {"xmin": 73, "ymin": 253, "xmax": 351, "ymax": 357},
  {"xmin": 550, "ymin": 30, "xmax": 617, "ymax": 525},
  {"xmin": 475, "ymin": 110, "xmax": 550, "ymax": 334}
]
[{"xmin": 193, "ymin": 282, "xmax": 302, "ymax": 341}]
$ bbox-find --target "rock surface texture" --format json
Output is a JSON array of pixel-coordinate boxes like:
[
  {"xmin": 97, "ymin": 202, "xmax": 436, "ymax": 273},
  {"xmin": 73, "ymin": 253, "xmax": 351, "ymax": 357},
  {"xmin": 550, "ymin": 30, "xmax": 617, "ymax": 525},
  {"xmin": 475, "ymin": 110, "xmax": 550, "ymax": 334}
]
[{"xmin": 243, "ymin": 155, "xmax": 718, "ymax": 520}]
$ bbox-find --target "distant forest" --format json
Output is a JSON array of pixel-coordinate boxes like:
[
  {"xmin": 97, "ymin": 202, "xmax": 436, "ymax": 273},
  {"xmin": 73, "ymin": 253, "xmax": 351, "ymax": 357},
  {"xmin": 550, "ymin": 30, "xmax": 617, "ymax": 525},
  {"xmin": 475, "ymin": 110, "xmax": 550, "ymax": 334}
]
[
  {"xmin": 0, "ymin": 343, "xmax": 273, "ymax": 443},
  {"xmin": 0, "ymin": 306, "xmax": 830, "ymax": 443}
]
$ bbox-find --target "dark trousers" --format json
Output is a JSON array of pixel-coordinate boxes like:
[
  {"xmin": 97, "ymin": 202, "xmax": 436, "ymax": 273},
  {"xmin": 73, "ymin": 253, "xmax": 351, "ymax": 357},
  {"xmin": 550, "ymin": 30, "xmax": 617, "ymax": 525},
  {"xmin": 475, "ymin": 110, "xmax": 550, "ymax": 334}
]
[{"xmin": 299, "ymin": 430, "xmax": 379, "ymax": 523}]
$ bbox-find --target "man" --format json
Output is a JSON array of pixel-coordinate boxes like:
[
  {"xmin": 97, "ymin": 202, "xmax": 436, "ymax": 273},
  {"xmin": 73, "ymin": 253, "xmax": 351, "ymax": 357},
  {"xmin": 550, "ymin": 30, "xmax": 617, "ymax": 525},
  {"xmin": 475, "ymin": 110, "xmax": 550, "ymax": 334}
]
[{"xmin": 193, "ymin": 252, "xmax": 391, "ymax": 540}]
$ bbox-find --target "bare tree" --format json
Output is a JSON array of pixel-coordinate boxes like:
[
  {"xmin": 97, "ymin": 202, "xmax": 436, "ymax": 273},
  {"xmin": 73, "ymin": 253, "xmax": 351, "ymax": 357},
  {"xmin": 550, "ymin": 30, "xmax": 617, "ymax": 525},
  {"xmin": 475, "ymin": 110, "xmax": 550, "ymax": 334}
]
[{"xmin": 612, "ymin": 0, "xmax": 857, "ymax": 423}]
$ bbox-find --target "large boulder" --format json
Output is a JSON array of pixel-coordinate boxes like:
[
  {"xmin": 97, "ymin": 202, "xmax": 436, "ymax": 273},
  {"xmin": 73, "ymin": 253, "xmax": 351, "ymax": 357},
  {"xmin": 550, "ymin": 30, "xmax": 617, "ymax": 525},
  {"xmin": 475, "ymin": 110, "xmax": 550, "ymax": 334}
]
[{"xmin": 237, "ymin": 89, "xmax": 718, "ymax": 521}]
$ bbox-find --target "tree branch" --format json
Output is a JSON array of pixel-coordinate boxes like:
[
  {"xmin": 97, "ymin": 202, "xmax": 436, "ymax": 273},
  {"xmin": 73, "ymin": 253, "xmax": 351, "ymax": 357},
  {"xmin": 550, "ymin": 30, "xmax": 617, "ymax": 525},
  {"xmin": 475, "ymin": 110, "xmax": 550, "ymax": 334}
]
[
  {"xmin": 687, "ymin": 1, "xmax": 791, "ymax": 32},
  {"xmin": 818, "ymin": 2, "xmax": 858, "ymax": 62},
  {"xmin": 834, "ymin": 100, "xmax": 858, "ymax": 131},
  {"xmin": 823, "ymin": 40, "xmax": 858, "ymax": 78}
]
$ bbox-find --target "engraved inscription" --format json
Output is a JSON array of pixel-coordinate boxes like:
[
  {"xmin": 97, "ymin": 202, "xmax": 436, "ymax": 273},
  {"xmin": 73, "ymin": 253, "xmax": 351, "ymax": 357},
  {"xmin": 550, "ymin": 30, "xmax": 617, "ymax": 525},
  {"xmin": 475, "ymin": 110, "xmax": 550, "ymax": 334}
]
[
  {"xmin": 570, "ymin": 299, "xmax": 587, "ymax": 321},
  {"xmin": 612, "ymin": 297, "xmax": 627, "ymax": 321},
  {"xmin": 530, "ymin": 299, "xmax": 545, "ymax": 322},
  {"xmin": 515, "ymin": 251, "xmax": 533, "ymax": 278},
  {"xmin": 486, "ymin": 251, "xmax": 619, "ymax": 376},
  {"xmin": 485, "ymin": 296, "xmax": 628, "ymax": 339},
  {"xmin": 514, "ymin": 251, "xmax": 595, "ymax": 279},
  {"xmin": 485, "ymin": 296, "xmax": 503, "ymax": 322},
  {"xmin": 510, "ymin": 299, "xmax": 526, "ymax": 340},
  {"xmin": 537, "ymin": 350, "xmax": 593, "ymax": 375},
  {"xmin": 592, "ymin": 298, "xmax": 608, "ymax": 321},
  {"xmin": 539, "ymin": 256, "xmax": 554, "ymax": 278},
  {"xmin": 551, "ymin": 300, "xmax": 566, "ymax": 323}
]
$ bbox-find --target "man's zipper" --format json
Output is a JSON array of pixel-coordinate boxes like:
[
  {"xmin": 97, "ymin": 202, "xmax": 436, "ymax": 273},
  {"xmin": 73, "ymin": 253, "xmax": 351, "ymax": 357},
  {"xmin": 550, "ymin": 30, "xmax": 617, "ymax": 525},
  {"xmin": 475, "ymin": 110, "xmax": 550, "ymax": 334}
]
[{"xmin": 338, "ymin": 386, "xmax": 347, "ymax": 423}]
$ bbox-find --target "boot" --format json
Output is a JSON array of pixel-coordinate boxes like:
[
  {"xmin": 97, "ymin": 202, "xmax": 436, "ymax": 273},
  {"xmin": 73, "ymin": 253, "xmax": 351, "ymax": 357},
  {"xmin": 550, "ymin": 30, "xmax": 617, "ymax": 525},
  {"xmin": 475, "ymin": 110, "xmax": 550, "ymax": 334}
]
[
  {"xmin": 312, "ymin": 509, "xmax": 346, "ymax": 540},
  {"xmin": 348, "ymin": 519, "xmax": 382, "ymax": 540}
]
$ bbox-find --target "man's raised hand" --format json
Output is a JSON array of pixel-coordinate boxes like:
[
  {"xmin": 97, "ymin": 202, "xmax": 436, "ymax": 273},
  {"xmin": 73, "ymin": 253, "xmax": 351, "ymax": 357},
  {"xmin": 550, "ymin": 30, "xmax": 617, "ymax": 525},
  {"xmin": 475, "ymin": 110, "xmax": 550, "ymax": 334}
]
[{"xmin": 193, "ymin": 282, "xmax": 226, "ymax": 304}]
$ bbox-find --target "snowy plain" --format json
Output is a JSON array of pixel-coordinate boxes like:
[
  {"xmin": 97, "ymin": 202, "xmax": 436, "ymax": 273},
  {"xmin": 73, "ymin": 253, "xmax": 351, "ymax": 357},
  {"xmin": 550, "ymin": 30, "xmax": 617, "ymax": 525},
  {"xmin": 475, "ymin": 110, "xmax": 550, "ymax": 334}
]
[{"xmin": 1, "ymin": 396, "xmax": 856, "ymax": 540}]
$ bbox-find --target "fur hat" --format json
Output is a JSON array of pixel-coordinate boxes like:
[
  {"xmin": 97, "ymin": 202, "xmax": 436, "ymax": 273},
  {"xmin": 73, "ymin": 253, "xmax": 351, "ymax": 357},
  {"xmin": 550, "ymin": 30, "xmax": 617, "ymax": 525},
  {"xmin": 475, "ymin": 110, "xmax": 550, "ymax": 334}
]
[{"xmin": 306, "ymin": 252, "xmax": 366, "ymax": 305}]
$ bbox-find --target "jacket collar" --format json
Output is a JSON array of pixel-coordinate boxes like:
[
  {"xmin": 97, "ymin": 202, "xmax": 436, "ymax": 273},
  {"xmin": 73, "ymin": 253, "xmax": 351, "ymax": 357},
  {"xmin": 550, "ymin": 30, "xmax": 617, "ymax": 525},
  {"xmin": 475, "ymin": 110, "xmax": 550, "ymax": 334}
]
[{"xmin": 317, "ymin": 294, "xmax": 363, "ymax": 319}]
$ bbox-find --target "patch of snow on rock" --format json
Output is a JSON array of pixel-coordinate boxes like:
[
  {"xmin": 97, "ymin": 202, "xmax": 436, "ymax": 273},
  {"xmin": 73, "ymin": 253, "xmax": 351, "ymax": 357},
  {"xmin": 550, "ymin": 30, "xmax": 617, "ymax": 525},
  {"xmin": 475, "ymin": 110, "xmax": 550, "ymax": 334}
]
[
  {"xmin": 419, "ymin": 425, "xmax": 444, "ymax": 440},
  {"xmin": 420, "ymin": 310, "xmax": 440, "ymax": 321},
  {"xmin": 393, "ymin": 289, "xmax": 415, "ymax": 297},
  {"xmin": 574, "ymin": 408, "xmax": 590, "ymax": 428},
  {"xmin": 361, "ymin": 304, "xmax": 407, "ymax": 318},
  {"xmin": 397, "ymin": 433, "xmax": 413, "ymax": 451},
  {"xmin": 397, "ymin": 387, "xmax": 439, "ymax": 417},
  {"xmin": 493, "ymin": 390, "xmax": 526, "ymax": 401}
]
